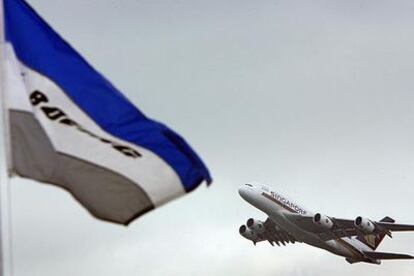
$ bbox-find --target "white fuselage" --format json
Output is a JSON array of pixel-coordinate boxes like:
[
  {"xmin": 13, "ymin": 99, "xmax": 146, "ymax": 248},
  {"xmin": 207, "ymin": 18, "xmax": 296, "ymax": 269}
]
[{"xmin": 239, "ymin": 183, "xmax": 374, "ymax": 262}]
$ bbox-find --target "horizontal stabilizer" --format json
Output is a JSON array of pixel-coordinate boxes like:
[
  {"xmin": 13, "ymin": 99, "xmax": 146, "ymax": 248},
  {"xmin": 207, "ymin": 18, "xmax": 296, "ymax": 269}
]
[
  {"xmin": 364, "ymin": 251, "xmax": 414, "ymax": 260},
  {"xmin": 378, "ymin": 222, "xmax": 414, "ymax": 232}
]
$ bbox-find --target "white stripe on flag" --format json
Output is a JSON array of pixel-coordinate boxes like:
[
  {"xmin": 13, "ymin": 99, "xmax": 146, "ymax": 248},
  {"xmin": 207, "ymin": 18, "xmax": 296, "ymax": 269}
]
[{"xmin": 5, "ymin": 43, "xmax": 185, "ymax": 207}]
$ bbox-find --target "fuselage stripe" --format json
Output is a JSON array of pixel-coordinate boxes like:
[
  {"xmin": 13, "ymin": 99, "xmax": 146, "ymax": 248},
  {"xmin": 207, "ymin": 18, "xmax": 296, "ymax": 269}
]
[{"xmin": 261, "ymin": 192, "xmax": 298, "ymax": 214}]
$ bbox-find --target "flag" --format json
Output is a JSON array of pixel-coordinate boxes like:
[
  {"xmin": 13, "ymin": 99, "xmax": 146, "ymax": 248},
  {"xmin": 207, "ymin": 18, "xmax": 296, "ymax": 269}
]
[{"xmin": 3, "ymin": 0, "xmax": 212, "ymax": 225}]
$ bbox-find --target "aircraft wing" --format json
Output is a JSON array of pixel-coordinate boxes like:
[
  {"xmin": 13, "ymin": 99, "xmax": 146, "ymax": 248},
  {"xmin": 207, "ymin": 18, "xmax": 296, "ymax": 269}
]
[
  {"xmin": 283, "ymin": 213, "xmax": 414, "ymax": 241},
  {"xmin": 375, "ymin": 221, "xmax": 414, "ymax": 232},
  {"xmin": 262, "ymin": 218, "xmax": 300, "ymax": 246},
  {"xmin": 280, "ymin": 214, "xmax": 354, "ymax": 240}
]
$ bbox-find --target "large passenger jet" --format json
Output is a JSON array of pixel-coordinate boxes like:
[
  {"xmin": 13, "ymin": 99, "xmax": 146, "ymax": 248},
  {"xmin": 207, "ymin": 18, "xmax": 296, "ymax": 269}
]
[{"xmin": 239, "ymin": 183, "xmax": 414, "ymax": 264}]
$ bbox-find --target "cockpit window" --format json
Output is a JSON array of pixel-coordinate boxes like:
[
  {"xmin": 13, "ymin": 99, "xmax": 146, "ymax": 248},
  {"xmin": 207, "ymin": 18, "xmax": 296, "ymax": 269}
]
[
  {"xmin": 262, "ymin": 186, "xmax": 269, "ymax": 192},
  {"xmin": 245, "ymin": 184, "xmax": 253, "ymax": 187}
]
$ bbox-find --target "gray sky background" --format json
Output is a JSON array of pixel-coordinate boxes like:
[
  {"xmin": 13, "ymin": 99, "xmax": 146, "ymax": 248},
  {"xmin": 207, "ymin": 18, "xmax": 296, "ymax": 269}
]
[{"xmin": 3, "ymin": 0, "xmax": 414, "ymax": 275}]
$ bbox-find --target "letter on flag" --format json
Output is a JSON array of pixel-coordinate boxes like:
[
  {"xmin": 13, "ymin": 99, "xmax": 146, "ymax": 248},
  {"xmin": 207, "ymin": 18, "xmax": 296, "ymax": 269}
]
[{"xmin": 2, "ymin": 0, "xmax": 212, "ymax": 225}]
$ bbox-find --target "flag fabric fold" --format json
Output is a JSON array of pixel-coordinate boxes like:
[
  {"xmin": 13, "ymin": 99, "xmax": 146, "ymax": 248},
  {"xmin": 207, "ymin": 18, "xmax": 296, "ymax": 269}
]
[{"xmin": 3, "ymin": 0, "xmax": 212, "ymax": 225}]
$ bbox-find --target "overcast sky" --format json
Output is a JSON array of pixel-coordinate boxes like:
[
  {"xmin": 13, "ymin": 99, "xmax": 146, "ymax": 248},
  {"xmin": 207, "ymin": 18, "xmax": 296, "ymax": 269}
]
[{"xmin": 2, "ymin": 0, "xmax": 414, "ymax": 275}]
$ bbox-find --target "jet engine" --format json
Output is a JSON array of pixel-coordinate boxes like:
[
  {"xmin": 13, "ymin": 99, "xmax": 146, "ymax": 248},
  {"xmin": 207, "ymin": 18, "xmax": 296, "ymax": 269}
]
[
  {"xmin": 239, "ymin": 225, "xmax": 258, "ymax": 242},
  {"xmin": 246, "ymin": 218, "xmax": 265, "ymax": 235},
  {"xmin": 313, "ymin": 213, "xmax": 334, "ymax": 230},
  {"xmin": 354, "ymin": 216, "xmax": 375, "ymax": 233}
]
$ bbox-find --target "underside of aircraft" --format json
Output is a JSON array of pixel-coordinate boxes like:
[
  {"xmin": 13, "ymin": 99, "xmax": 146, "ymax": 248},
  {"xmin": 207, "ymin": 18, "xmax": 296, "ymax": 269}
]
[{"xmin": 239, "ymin": 183, "xmax": 414, "ymax": 264}]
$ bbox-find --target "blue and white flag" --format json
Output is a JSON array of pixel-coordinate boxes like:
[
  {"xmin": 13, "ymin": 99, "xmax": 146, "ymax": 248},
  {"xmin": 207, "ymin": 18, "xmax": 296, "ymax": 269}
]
[{"xmin": 3, "ymin": 0, "xmax": 212, "ymax": 225}]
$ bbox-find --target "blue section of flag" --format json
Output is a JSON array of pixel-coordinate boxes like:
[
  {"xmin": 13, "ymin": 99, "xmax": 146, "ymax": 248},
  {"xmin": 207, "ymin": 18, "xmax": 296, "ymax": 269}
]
[{"xmin": 4, "ymin": 0, "xmax": 212, "ymax": 190}]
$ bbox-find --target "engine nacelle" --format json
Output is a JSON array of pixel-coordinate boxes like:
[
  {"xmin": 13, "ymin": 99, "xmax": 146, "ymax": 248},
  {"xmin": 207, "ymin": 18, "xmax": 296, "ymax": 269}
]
[
  {"xmin": 246, "ymin": 218, "xmax": 265, "ymax": 235},
  {"xmin": 354, "ymin": 216, "xmax": 375, "ymax": 234},
  {"xmin": 313, "ymin": 213, "xmax": 334, "ymax": 230},
  {"xmin": 239, "ymin": 225, "xmax": 257, "ymax": 242}
]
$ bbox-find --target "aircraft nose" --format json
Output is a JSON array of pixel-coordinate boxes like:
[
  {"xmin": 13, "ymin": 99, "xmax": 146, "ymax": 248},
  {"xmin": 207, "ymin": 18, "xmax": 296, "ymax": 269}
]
[
  {"xmin": 238, "ymin": 184, "xmax": 252, "ymax": 201},
  {"xmin": 238, "ymin": 185, "xmax": 247, "ymax": 198}
]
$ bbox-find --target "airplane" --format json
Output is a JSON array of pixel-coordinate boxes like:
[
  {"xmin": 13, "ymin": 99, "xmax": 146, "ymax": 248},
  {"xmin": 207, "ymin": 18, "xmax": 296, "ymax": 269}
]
[{"xmin": 238, "ymin": 183, "xmax": 414, "ymax": 265}]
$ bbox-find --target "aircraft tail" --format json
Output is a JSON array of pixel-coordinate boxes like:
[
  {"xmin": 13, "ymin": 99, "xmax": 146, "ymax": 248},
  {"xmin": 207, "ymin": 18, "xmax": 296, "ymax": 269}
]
[
  {"xmin": 357, "ymin": 216, "xmax": 395, "ymax": 250},
  {"xmin": 364, "ymin": 251, "xmax": 414, "ymax": 260}
]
